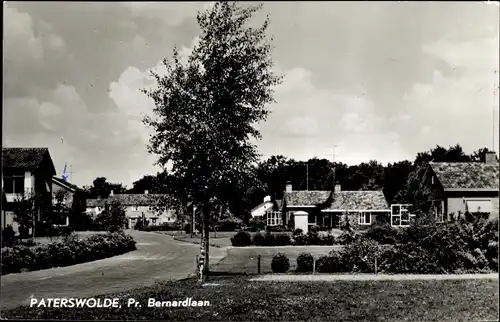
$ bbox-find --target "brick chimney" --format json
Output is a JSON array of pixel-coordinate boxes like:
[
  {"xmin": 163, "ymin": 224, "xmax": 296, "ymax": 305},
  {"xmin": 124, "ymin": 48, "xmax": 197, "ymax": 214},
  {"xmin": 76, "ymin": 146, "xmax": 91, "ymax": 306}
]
[
  {"xmin": 485, "ymin": 151, "xmax": 497, "ymax": 164},
  {"xmin": 144, "ymin": 190, "xmax": 149, "ymax": 194},
  {"xmin": 334, "ymin": 183, "xmax": 341, "ymax": 193},
  {"xmin": 285, "ymin": 181, "xmax": 292, "ymax": 193}
]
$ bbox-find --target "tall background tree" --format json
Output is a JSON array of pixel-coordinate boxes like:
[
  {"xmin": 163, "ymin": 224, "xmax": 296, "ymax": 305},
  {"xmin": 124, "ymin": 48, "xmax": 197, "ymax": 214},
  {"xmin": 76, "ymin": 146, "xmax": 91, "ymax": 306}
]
[{"xmin": 143, "ymin": 2, "xmax": 282, "ymax": 281}]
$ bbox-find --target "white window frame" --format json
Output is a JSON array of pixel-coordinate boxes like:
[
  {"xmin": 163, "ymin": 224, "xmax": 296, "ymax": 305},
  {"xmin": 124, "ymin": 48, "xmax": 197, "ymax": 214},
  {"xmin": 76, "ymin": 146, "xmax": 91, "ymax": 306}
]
[
  {"xmin": 433, "ymin": 200, "xmax": 445, "ymax": 223},
  {"xmin": 266, "ymin": 212, "xmax": 282, "ymax": 226},
  {"xmin": 391, "ymin": 204, "xmax": 414, "ymax": 227},
  {"xmin": 358, "ymin": 212, "xmax": 371, "ymax": 225}
]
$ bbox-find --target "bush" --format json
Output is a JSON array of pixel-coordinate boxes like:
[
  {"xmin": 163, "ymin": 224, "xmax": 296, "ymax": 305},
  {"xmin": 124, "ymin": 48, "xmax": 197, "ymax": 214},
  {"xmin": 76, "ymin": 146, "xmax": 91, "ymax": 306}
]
[
  {"xmin": 216, "ymin": 219, "xmax": 243, "ymax": 232},
  {"xmin": 377, "ymin": 243, "xmax": 440, "ymax": 274},
  {"xmin": 296, "ymin": 252, "xmax": 314, "ymax": 272},
  {"xmin": 230, "ymin": 231, "xmax": 251, "ymax": 247},
  {"xmin": 274, "ymin": 233, "xmax": 291, "ymax": 246},
  {"xmin": 261, "ymin": 232, "xmax": 274, "ymax": 246},
  {"xmin": 140, "ymin": 223, "xmax": 178, "ymax": 232},
  {"xmin": 316, "ymin": 251, "xmax": 346, "ymax": 273},
  {"xmin": 340, "ymin": 238, "xmax": 379, "ymax": 273},
  {"xmin": 248, "ymin": 218, "xmax": 266, "ymax": 232},
  {"xmin": 252, "ymin": 232, "xmax": 266, "ymax": 246},
  {"xmin": 364, "ymin": 223, "xmax": 399, "ymax": 244},
  {"xmin": 271, "ymin": 253, "xmax": 290, "ymax": 273},
  {"xmin": 292, "ymin": 228, "xmax": 303, "ymax": 236},
  {"xmin": 1, "ymin": 225, "xmax": 15, "ymax": 247},
  {"xmin": 1, "ymin": 232, "xmax": 136, "ymax": 275},
  {"xmin": 336, "ymin": 230, "xmax": 358, "ymax": 245},
  {"xmin": 294, "ymin": 233, "xmax": 309, "ymax": 246},
  {"xmin": 318, "ymin": 231, "xmax": 336, "ymax": 245}
]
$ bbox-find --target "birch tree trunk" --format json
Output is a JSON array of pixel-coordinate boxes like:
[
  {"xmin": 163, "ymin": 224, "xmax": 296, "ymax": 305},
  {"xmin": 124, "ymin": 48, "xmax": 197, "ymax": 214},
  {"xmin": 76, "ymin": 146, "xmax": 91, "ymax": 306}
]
[{"xmin": 197, "ymin": 206, "xmax": 210, "ymax": 282}]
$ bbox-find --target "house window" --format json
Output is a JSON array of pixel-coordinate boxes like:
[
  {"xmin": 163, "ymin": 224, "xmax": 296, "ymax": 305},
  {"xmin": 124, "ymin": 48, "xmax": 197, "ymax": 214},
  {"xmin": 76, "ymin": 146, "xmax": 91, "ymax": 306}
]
[
  {"xmin": 308, "ymin": 213, "xmax": 316, "ymax": 225},
  {"xmin": 433, "ymin": 200, "xmax": 445, "ymax": 222},
  {"xmin": 391, "ymin": 204, "xmax": 414, "ymax": 227},
  {"xmin": 267, "ymin": 212, "xmax": 282, "ymax": 226},
  {"xmin": 464, "ymin": 199, "xmax": 493, "ymax": 215},
  {"xmin": 3, "ymin": 175, "xmax": 24, "ymax": 194},
  {"xmin": 358, "ymin": 212, "xmax": 371, "ymax": 225},
  {"xmin": 151, "ymin": 218, "xmax": 157, "ymax": 225}
]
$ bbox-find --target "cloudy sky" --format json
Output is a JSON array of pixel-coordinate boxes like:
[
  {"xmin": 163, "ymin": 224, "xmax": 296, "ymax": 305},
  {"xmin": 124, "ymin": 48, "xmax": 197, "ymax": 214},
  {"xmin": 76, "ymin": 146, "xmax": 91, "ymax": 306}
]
[{"xmin": 3, "ymin": 2, "xmax": 499, "ymax": 188}]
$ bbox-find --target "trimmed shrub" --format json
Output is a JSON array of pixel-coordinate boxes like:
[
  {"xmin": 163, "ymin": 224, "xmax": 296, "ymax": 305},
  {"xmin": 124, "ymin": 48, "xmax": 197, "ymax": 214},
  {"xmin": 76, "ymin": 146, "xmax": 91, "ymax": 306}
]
[
  {"xmin": 292, "ymin": 228, "xmax": 303, "ymax": 236},
  {"xmin": 294, "ymin": 233, "xmax": 309, "ymax": 246},
  {"xmin": 296, "ymin": 252, "xmax": 314, "ymax": 272},
  {"xmin": 1, "ymin": 232, "xmax": 136, "ymax": 275},
  {"xmin": 318, "ymin": 231, "xmax": 336, "ymax": 245},
  {"xmin": 252, "ymin": 232, "xmax": 266, "ymax": 246},
  {"xmin": 271, "ymin": 253, "xmax": 290, "ymax": 273},
  {"xmin": 274, "ymin": 233, "xmax": 292, "ymax": 246},
  {"xmin": 140, "ymin": 223, "xmax": 179, "ymax": 232},
  {"xmin": 263, "ymin": 232, "xmax": 276, "ymax": 246},
  {"xmin": 230, "ymin": 231, "xmax": 251, "ymax": 247},
  {"xmin": 316, "ymin": 251, "xmax": 346, "ymax": 273},
  {"xmin": 364, "ymin": 223, "xmax": 399, "ymax": 244},
  {"xmin": 306, "ymin": 231, "xmax": 320, "ymax": 245}
]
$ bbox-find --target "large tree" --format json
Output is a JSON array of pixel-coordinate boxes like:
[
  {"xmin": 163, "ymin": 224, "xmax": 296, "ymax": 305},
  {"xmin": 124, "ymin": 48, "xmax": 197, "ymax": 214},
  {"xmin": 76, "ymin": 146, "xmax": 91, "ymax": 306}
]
[{"xmin": 143, "ymin": 2, "xmax": 282, "ymax": 281}]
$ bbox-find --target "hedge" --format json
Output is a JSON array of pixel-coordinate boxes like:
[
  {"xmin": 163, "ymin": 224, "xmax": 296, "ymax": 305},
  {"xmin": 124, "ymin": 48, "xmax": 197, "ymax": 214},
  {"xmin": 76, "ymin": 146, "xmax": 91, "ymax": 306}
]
[
  {"xmin": 315, "ymin": 218, "xmax": 499, "ymax": 274},
  {"xmin": 1, "ymin": 232, "xmax": 136, "ymax": 275},
  {"xmin": 139, "ymin": 223, "xmax": 180, "ymax": 232}
]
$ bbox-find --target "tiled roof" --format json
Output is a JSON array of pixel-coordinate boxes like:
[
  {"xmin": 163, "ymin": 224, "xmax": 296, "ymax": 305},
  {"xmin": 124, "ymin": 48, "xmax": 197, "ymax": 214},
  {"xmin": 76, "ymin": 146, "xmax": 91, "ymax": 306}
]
[
  {"xmin": 52, "ymin": 177, "xmax": 79, "ymax": 192},
  {"xmin": 284, "ymin": 190, "xmax": 389, "ymax": 211},
  {"xmin": 2, "ymin": 148, "xmax": 55, "ymax": 174},
  {"xmin": 109, "ymin": 194, "xmax": 169, "ymax": 206},
  {"xmin": 429, "ymin": 162, "xmax": 499, "ymax": 190},
  {"xmin": 86, "ymin": 199, "xmax": 107, "ymax": 208}
]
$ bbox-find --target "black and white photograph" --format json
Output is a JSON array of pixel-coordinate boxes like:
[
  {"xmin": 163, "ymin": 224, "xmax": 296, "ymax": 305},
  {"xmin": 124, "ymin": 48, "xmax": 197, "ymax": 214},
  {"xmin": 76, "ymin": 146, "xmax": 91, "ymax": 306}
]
[{"xmin": 1, "ymin": 1, "xmax": 499, "ymax": 321}]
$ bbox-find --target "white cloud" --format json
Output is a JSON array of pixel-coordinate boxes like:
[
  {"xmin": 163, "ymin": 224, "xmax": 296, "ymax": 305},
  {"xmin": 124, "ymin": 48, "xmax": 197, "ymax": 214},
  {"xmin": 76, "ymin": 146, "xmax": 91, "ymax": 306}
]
[{"xmin": 401, "ymin": 33, "xmax": 500, "ymax": 154}]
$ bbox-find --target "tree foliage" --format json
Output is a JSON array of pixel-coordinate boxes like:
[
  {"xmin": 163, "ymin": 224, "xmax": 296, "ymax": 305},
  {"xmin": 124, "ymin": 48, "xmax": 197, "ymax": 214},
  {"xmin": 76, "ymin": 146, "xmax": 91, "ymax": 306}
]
[{"xmin": 143, "ymin": 1, "xmax": 282, "ymax": 216}]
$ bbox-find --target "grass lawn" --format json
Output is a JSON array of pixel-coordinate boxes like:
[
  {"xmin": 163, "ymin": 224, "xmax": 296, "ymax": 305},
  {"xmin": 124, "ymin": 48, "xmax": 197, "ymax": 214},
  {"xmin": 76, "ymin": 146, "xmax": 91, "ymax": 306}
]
[
  {"xmin": 212, "ymin": 246, "xmax": 342, "ymax": 274},
  {"xmin": 3, "ymin": 276, "xmax": 498, "ymax": 321}
]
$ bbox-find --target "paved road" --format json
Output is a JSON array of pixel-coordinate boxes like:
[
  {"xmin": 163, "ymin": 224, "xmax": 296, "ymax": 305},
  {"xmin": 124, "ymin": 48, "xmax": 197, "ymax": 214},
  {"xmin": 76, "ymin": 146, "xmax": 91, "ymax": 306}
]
[{"xmin": 0, "ymin": 231, "xmax": 228, "ymax": 310}]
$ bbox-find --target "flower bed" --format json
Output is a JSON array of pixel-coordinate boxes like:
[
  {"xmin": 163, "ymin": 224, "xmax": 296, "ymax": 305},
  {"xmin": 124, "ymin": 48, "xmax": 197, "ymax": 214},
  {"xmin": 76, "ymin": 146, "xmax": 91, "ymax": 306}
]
[{"xmin": 1, "ymin": 231, "xmax": 136, "ymax": 275}]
